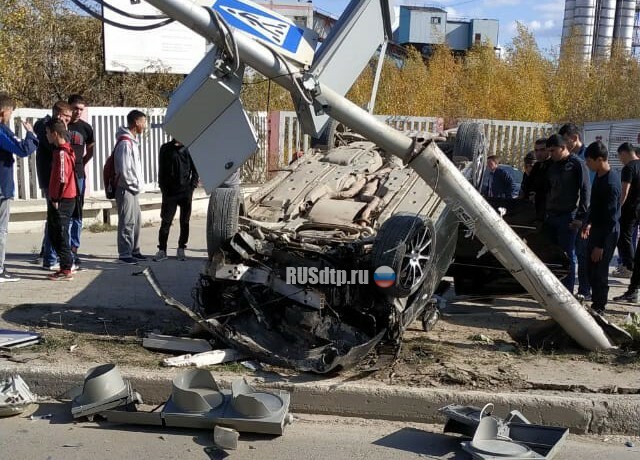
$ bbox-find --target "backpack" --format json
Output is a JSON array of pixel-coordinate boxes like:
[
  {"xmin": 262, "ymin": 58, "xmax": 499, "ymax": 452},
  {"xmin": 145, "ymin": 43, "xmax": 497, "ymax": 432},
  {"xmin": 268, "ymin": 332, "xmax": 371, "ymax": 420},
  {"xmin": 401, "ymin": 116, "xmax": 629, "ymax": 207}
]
[{"xmin": 103, "ymin": 136, "xmax": 131, "ymax": 199}]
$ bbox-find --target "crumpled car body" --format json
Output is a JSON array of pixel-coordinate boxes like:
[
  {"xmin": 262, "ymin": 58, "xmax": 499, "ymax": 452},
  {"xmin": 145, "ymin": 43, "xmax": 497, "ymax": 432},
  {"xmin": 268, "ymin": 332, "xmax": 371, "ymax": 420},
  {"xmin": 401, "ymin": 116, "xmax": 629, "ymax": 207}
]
[{"xmin": 196, "ymin": 129, "xmax": 482, "ymax": 373}]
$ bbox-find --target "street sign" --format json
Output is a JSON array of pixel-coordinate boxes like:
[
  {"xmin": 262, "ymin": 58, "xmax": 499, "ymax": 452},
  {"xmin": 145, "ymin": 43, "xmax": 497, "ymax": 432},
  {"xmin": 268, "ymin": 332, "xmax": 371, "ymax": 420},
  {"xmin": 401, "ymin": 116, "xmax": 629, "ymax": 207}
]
[{"xmin": 211, "ymin": 0, "xmax": 317, "ymax": 66}]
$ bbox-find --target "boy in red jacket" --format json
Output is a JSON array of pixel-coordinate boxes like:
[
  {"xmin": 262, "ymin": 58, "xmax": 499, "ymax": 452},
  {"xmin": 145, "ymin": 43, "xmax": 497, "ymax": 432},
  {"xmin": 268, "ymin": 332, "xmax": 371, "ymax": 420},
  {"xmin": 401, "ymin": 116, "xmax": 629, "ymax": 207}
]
[{"xmin": 45, "ymin": 119, "xmax": 77, "ymax": 281}]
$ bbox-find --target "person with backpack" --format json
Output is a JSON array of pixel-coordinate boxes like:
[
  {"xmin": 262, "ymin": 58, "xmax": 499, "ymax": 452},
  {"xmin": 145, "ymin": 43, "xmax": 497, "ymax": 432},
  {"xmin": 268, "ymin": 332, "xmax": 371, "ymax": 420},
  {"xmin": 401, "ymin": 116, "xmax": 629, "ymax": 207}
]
[
  {"xmin": 113, "ymin": 110, "xmax": 147, "ymax": 264},
  {"xmin": 153, "ymin": 138, "xmax": 199, "ymax": 261}
]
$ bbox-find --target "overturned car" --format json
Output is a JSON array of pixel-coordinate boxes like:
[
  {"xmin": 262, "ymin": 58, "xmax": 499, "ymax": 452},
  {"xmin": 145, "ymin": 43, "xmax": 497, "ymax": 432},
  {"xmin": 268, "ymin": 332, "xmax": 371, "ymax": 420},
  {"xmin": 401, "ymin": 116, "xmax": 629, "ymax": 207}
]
[{"xmin": 192, "ymin": 123, "xmax": 486, "ymax": 373}]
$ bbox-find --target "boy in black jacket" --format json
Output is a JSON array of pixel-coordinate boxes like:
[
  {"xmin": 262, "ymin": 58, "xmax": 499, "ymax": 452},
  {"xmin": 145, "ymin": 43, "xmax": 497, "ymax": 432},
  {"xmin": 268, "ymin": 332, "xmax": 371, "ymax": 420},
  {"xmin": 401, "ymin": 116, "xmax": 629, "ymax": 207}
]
[
  {"xmin": 581, "ymin": 141, "xmax": 620, "ymax": 314},
  {"xmin": 154, "ymin": 138, "xmax": 199, "ymax": 261}
]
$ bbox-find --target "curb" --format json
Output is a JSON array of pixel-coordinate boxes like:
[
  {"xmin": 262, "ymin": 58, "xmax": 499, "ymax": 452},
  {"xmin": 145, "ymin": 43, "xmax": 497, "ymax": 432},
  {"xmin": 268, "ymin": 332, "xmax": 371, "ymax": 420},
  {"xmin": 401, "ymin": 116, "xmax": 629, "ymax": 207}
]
[{"xmin": 2, "ymin": 362, "xmax": 639, "ymax": 435}]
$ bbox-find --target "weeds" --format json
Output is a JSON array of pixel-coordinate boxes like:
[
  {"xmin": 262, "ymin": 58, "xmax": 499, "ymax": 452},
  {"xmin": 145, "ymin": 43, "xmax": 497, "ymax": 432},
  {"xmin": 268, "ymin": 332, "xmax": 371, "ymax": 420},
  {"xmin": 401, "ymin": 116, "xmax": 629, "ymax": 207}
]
[
  {"xmin": 623, "ymin": 313, "xmax": 640, "ymax": 350},
  {"xmin": 88, "ymin": 222, "xmax": 116, "ymax": 233}
]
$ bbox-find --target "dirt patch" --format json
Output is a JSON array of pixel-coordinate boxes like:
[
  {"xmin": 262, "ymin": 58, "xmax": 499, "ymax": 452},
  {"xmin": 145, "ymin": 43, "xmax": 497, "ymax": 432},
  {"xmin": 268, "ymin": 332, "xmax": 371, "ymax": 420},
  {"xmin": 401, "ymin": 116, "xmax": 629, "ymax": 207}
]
[
  {"xmin": 0, "ymin": 303, "xmax": 194, "ymax": 370},
  {"xmin": 2, "ymin": 297, "xmax": 640, "ymax": 392}
]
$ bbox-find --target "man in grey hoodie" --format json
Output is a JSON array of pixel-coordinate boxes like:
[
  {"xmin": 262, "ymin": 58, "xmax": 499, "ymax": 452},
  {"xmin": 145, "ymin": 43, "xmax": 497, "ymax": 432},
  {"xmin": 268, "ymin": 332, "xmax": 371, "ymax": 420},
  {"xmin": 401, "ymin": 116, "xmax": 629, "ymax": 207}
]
[{"xmin": 114, "ymin": 110, "xmax": 147, "ymax": 264}]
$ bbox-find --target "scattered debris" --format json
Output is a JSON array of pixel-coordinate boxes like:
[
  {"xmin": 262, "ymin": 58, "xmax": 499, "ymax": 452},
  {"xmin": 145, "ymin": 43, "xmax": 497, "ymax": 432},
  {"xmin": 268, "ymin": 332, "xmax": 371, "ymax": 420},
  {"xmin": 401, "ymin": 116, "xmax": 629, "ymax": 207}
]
[
  {"xmin": 440, "ymin": 404, "xmax": 568, "ymax": 459},
  {"xmin": 204, "ymin": 446, "xmax": 229, "ymax": 460},
  {"xmin": 142, "ymin": 333, "xmax": 213, "ymax": 354},
  {"xmin": 214, "ymin": 426, "xmax": 239, "ymax": 450},
  {"xmin": 0, "ymin": 375, "xmax": 38, "ymax": 417},
  {"xmin": 29, "ymin": 414, "xmax": 52, "ymax": 420},
  {"xmin": 240, "ymin": 361, "xmax": 261, "ymax": 371},
  {"xmin": 469, "ymin": 334, "xmax": 494, "ymax": 344},
  {"xmin": 0, "ymin": 329, "xmax": 41, "ymax": 350},
  {"xmin": 70, "ymin": 364, "xmax": 142, "ymax": 419},
  {"xmin": 69, "ymin": 344, "xmax": 78, "ymax": 353},
  {"xmin": 626, "ymin": 441, "xmax": 635, "ymax": 448},
  {"xmin": 101, "ymin": 368, "xmax": 293, "ymax": 435},
  {"xmin": 162, "ymin": 349, "xmax": 246, "ymax": 368}
]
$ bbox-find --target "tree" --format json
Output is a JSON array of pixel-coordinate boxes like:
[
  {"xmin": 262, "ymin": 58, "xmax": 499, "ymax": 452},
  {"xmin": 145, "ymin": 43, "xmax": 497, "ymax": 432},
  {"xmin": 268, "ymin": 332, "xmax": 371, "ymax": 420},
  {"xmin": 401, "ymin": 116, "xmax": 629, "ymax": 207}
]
[{"xmin": 0, "ymin": 0, "xmax": 181, "ymax": 107}]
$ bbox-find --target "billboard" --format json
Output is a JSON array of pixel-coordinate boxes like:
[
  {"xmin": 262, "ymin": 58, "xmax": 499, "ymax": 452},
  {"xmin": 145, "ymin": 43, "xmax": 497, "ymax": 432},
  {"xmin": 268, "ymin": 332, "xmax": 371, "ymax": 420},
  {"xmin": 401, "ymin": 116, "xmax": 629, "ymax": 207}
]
[{"xmin": 103, "ymin": 0, "xmax": 210, "ymax": 74}]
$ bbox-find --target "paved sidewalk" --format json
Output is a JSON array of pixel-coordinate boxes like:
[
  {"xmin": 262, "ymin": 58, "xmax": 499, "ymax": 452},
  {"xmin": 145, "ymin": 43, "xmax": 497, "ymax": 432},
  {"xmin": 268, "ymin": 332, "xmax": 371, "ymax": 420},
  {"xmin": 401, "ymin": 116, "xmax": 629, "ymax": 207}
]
[{"xmin": 0, "ymin": 217, "xmax": 209, "ymax": 310}]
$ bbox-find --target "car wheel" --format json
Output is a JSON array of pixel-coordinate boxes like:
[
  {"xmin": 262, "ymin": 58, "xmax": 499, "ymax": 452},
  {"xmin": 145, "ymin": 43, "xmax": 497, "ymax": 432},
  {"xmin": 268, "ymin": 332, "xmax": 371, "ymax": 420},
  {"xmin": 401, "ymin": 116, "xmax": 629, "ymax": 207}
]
[
  {"xmin": 206, "ymin": 187, "xmax": 241, "ymax": 259},
  {"xmin": 314, "ymin": 119, "xmax": 358, "ymax": 149},
  {"xmin": 372, "ymin": 213, "xmax": 436, "ymax": 298},
  {"xmin": 454, "ymin": 122, "xmax": 487, "ymax": 191}
]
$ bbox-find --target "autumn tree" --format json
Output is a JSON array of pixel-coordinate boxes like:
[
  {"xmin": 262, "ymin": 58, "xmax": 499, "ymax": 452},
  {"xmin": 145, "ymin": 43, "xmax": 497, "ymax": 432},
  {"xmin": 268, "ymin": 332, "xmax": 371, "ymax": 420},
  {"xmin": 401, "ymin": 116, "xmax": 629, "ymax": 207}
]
[{"xmin": 0, "ymin": 0, "xmax": 181, "ymax": 108}]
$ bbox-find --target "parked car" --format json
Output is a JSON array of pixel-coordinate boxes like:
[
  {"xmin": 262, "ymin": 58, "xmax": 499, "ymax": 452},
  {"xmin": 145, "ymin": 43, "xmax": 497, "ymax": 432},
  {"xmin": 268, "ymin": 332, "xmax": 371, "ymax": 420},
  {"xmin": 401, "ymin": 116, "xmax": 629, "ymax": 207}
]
[
  {"xmin": 448, "ymin": 196, "xmax": 570, "ymax": 296},
  {"xmin": 481, "ymin": 164, "xmax": 523, "ymax": 198}
]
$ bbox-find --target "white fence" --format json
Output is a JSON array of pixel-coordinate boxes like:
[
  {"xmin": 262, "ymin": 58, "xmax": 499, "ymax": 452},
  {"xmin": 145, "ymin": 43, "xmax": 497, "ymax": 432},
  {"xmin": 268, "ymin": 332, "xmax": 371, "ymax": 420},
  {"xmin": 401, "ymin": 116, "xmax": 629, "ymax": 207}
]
[
  {"xmin": 9, "ymin": 107, "xmax": 552, "ymax": 201},
  {"xmin": 275, "ymin": 111, "xmax": 553, "ymax": 167},
  {"xmin": 9, "ymin": 107, "xmax": 269, "ymax": 201}
]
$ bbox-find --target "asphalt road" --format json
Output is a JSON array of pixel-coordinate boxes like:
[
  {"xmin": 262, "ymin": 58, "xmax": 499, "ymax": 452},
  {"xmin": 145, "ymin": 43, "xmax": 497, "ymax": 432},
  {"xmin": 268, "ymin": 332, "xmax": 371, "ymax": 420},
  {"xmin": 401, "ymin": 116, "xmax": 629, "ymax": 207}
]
[{"xmin": 0, "ymin": 402, "xmax": 638, "ymax": 460}]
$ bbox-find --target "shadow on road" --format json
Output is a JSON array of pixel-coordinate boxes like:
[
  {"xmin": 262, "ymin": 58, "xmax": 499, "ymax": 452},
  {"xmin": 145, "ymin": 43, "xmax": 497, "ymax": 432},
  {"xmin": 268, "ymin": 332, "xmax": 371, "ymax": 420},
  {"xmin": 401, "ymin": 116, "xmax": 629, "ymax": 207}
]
[{"xmin": 373, "ymin": 427, "xmax": 466, "ymax": 458}]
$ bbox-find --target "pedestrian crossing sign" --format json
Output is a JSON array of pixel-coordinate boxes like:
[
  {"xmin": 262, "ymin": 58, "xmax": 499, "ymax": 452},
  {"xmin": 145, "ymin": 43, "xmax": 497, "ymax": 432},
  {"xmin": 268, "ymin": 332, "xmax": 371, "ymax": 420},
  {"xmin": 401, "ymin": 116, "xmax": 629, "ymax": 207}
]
[{"xmin": 211, "ymin": 0, "xmax": 317, "ymax": 66}]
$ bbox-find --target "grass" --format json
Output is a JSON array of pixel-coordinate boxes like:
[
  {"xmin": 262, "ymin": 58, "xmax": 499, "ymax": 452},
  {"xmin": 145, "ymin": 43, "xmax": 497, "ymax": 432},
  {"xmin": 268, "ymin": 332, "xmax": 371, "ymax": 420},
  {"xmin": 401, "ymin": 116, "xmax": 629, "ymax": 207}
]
[
  {"xmin": 88, "ymin": 222, "xmax": 117, "ymax": 233},
  {"xmin": 207, "ymin": 362, "xmax": 249, "ymax": 373}
]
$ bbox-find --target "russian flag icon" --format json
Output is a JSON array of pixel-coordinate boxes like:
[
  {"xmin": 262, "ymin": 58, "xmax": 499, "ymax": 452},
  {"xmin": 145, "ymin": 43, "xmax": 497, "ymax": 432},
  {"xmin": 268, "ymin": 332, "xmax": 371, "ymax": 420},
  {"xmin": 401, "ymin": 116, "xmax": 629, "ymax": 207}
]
[{"xmin": 374, "ymin": 266, "xmax": 396, "ymax": 288}]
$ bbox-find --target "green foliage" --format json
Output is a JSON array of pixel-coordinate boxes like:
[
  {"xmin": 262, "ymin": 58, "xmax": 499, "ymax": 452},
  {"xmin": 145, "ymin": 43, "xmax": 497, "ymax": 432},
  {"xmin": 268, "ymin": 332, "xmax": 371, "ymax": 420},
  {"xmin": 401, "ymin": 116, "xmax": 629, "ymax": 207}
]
[{"xmin": 623, "ymin": 312, "xmax": 640, "ymax": 349}]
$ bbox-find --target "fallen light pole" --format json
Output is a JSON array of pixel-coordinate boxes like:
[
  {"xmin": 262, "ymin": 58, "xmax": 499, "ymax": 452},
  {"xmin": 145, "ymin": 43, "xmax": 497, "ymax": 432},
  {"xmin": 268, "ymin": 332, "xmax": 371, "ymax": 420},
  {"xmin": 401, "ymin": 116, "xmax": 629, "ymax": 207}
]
[{"xmin": 143, "ymin": 0, "xmax": 615, "ymax": 351}]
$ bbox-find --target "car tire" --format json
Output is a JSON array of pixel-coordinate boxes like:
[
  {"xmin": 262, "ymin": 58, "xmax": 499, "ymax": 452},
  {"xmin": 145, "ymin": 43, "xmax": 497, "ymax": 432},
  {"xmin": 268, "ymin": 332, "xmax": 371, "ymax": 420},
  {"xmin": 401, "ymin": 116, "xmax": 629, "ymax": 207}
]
[
  {"xmin": 372, "ymin": 213, "xmax": 436, "ymax": 298},
  {"xmin": 314, "ymin": 119, "xmax": 352, "ymax": 149},
  {"xmin": 206, "ymin": 187, "xmax": 241, "ymax": 259},
  {"xmin": 454, "ymin": 122, "xmax": 487, "ymax": 191}
]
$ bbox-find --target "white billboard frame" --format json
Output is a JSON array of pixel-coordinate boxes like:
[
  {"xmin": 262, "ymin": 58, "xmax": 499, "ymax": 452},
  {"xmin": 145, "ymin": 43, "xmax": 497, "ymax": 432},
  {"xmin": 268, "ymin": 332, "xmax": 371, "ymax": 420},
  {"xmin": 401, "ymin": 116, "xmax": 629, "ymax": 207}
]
[{"xmin": 103, "ymin": 0, "xmax": 211, "ymax": 74}]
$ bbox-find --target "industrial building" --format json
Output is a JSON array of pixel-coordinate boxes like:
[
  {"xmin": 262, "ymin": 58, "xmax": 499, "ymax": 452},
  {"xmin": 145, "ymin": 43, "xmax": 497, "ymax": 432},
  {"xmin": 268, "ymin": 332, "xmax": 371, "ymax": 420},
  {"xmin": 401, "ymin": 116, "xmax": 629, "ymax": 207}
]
[
  {"xmin": 255, "ymin": 0, "xmax": 337, "ymax": 42},
  {"xmin": 393, "ymin": 6, "xmax": 499, "ymax": 56},
  {"xmin": 561, "ymin": 0, "xmax": 640, "ymax": 61}
]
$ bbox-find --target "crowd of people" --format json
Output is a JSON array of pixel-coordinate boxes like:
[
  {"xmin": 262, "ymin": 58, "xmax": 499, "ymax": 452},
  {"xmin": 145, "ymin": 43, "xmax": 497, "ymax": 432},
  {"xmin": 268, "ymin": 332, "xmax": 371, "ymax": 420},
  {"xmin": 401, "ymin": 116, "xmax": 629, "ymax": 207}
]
[
  {"xmin": 0, "ymin": 95, "xmax": 200, "ymax": 282},
  {"xmin": 1, "ymin": 93, "xmax": 638, "ymax": 312},
  {"xmin": 491, "ymin": 123, "xmax": 640, "ymax": 314}
]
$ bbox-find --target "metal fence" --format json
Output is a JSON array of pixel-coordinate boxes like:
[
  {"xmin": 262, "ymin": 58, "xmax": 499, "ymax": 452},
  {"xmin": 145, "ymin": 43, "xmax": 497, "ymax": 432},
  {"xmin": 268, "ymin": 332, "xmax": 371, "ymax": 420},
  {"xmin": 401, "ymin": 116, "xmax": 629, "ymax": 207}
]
[
  {"xmin": 276, "ymin": 111, "xmax": 553, "ymax": 168},
  {"xmin": 9, "ymin": 107, "xmax": 269, "ymax": 200},
  {"xmin": 9, "ymin": 107, "xmax": 552, "ymax": 201}
]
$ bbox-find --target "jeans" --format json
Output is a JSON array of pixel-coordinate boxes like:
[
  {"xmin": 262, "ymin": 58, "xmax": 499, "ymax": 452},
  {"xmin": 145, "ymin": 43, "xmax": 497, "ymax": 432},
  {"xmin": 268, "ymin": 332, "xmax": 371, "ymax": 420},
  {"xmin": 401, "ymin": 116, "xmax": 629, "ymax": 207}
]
[
  {"xmin": 47, "ymin": 198, "xmax": 75, "ymax": 270},
  {"xmin": 575, "ymin": 234, "xmax": 591, "ymax": 296},
  {"xmin": 587, "ymin": 231, "xmax": 618, "ymax": 311},
  {"xmin": 158, "ymin": 190, "xmax": 193, "ymax": 251},
  {"xmin": 116, "ymin": 187, "xmax": 141, "ymax": 258},
  {"xmin": 0, "ymin": 197, "xmax": 10, "ymax": 274},
  {"xmin": 616, "ymin": 206, "xmax": 639, "ymax": 270},
  {"xmin": 545, "ymin": 213, "xmax": 578, "ymax": 293},
  {"xmin": 69, "ymin": 177, "xmax": 85, "ymax": 253}
]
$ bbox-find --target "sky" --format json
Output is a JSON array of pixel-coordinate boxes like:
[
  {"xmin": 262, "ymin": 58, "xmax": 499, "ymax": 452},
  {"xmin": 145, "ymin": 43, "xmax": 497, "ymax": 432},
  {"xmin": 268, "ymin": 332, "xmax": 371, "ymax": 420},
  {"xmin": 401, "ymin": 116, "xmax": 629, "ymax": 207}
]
[{"xmin": 312, "ymin": 0, "xmax": 566, "ymax": 53}]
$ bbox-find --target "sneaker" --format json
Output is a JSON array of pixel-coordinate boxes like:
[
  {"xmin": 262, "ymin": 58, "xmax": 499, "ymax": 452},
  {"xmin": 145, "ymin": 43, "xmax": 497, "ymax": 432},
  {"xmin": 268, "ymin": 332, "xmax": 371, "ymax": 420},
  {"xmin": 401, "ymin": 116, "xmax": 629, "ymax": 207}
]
[
  {"xmin": 0, "ymin": 270, "xmax": 20, "ymax": 282},
  {"xmin": 48, "ymin": 270, "xmax": 73, "ymax": 281},
  {"xmin": 613, "ymin": 291, "xmax": 637, "ymax": 303},
  {"xmin": 612, "ymin": 265, "xmax": 633, "ymax": 278},
  {"xmin": 153, "ymin": 250, "xmax": 168, "ymax": 262},
  {"xmin": 131, "ymin": 252, "xmax": 147, "ymax": 261},
  {"xmin": 575, "ymin": 293, "xmax": 592, "ymax": 302},
  {"xmin": 118, "ymin": 257, "xmax": 138, "ymax": 265},
  {"xmin": 71, "ymin": 263, "xmax": 79, "ymax": 273},
  {"xmin": 177, "ymin": 248, "xmax": 186, "ymax": 261},
  {"xmin": 43, "ymin": 264, "xmax": 60, "ymax": 272}
]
